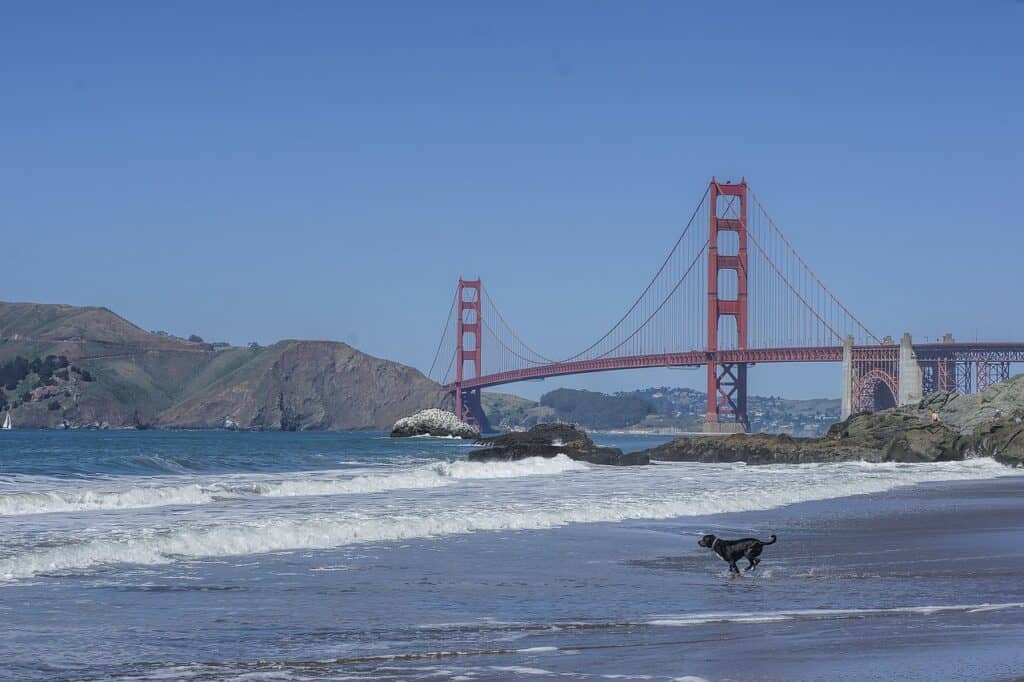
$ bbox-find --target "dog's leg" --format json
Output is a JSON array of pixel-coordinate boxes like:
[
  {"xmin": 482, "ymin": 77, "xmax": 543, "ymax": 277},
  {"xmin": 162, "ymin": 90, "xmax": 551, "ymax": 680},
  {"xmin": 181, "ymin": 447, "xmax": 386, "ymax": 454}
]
[
  {"xmin": 728, "ymin": 561, "xmax": 740, "ymax": 575},
  {"xmin": 744, "ymin": 543, "xmax": 764, "ymax": 571}
]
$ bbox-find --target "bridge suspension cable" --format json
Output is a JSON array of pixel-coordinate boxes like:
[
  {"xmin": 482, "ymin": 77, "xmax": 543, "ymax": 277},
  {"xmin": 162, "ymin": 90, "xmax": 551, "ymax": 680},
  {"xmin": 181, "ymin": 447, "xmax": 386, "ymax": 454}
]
[
  {"xmin": 427, "ymin": 289, "xmax": 457, "ymax": 382},
  {"xmin": 429, "ymin": 179, "xmax": 878, "ymax": 389},
  {"xmin": 745, "ymin": 189, "xmax": 879, "ymax": 347},
  {"xmin": 556, "ymin": 186, "xmax": 711, "ymax": 363}
]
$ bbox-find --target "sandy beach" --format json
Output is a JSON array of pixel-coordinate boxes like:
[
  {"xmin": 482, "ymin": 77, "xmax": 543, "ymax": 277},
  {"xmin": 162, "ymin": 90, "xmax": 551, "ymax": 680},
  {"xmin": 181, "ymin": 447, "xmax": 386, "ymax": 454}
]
[
  {"xmin": 2, "ymin": 430, "xmax": 1022, "ymax": 681},
  {"xmin": 306, "ymin": 474, "xmax": 1024, "ymax": 681}
]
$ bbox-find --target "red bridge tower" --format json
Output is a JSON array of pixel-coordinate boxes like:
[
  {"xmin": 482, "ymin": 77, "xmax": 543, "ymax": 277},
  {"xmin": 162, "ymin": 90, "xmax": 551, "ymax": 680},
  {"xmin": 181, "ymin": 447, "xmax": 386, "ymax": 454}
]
[
  {"xmin": 454, "ymin": 278, "xmax": 488, "ymax": 428},
  {"xmin": 705, "ymin": 179, "xmax": 750, "ymax": 431}
]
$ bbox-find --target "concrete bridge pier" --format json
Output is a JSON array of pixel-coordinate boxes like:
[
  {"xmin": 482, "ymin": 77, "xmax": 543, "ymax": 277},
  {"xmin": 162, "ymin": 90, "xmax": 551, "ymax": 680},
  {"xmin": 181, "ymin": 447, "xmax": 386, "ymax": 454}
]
[
  {"xmin": 841, "ymin": 332, "xmax": 924, "ymax": 420},
  {"xmin": 898, "ymin": 332, "xmax": 923, "ymax": 406},
  {"xmin": 841, "ymin": 335, "xmax": 854, "ymax": 420}
]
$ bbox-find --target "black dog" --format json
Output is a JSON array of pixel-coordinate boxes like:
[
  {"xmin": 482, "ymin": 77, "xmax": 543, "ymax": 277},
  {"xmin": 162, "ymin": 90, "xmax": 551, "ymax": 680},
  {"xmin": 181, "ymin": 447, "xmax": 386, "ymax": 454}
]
[{"xmin": 698, "ymin": 533, "xmax": 776, "ymax": 574}]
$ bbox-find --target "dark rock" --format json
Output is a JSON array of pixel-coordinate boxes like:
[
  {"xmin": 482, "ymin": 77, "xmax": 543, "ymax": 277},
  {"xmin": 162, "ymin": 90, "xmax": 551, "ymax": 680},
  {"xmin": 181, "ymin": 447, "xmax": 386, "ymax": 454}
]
[
  {"xmin": 641, "ymin": 411, "xmax": 964, "ymax": 465},
  {"xmin": 960, "ymin": 420, "xmax": 1024, "ymax": 466},
  {"xmin": 469, "ymin": 423, "xmax": 649, "ymax": 466},
  {"xmin": 902, "ymin": 376, "xmax": 1024, "ymax": 435}
]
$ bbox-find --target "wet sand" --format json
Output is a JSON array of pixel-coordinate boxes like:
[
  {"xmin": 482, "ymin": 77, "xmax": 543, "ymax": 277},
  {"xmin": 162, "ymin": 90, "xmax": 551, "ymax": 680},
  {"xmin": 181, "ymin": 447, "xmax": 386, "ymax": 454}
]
[
  {"xmin": 4, "ymin": 471, "xmax": 1024, "ymax": 680},
  {"xmin": 333, "ymin": 474, "xmax": 1024, "ymax": 681}
]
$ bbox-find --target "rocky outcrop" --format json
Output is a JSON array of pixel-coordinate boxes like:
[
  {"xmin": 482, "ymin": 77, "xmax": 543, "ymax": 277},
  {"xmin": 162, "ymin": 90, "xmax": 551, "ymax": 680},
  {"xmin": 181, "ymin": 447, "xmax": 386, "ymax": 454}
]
[
  {"xmin": 470, "ymin": 423, "xmax": 649, "ymax": 466},
  {"xmin": 959, "ymin": 420, "xmax": 1024, "ymax": 466},
  {"xmin": 642, "ymin": 412, "xmax": 964, "ymax": 465},
  {"xmin": 391, "ymin": 408, "xmax": 478, "ymax": 439},
  {"xmin": 640, "ymin": 378, "xmax": 1024, "ymax": 467},
  {"xmin": 903, "ymin": 377, "xmax": 1024, "ymax": 435}
]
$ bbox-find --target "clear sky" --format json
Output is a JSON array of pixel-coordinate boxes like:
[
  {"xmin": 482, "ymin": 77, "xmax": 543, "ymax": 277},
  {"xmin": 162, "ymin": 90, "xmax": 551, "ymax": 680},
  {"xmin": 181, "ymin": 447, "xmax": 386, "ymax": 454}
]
[{"xmin": 2, "ymin": 1, "xmax": 1022, "ymax": 400}]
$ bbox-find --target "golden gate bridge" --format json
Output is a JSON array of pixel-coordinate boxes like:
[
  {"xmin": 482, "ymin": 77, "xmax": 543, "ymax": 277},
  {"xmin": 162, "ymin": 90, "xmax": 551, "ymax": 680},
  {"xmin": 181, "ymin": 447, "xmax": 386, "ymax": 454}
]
[{"xmin": 429, "ymin": 179, "xmax": 1024, "ymax": 431}]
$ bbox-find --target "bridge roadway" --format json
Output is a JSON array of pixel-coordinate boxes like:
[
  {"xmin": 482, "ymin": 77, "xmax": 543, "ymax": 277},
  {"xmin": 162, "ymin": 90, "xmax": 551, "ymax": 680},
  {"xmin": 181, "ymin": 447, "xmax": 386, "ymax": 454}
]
[{"xmin": 445, "ymin": 342, "xmax": 1024, "ymax": 392}]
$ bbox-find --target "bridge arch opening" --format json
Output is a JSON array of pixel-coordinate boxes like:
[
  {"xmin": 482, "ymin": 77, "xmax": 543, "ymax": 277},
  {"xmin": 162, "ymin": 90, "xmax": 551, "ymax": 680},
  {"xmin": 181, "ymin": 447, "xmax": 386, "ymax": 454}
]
[
  {"xmin": 871, "ymin": 380, "xmax": 897, "ymax": 411},
  {"xmin": 855, "ymin": 369, "xmax": 898, "ymax": 413}
]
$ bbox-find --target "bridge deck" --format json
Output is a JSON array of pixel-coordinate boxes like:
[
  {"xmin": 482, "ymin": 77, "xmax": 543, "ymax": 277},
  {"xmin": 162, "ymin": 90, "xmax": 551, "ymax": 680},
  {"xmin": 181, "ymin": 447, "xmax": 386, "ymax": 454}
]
[{"xmin": 446, "ymin": 343, "xmax": 1024, "ymax": 392}]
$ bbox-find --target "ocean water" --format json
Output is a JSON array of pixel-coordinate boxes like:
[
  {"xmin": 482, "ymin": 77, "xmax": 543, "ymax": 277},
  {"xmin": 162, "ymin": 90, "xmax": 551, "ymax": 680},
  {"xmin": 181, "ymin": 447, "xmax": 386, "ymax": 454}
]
[{"xmin": 1, "ymin": 430, "xmax": 1022, "ymax": 680}]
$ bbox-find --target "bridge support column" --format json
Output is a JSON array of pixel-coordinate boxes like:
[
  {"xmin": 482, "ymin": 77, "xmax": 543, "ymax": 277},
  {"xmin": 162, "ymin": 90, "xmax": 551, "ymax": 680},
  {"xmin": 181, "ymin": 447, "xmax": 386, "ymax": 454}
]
[
  {"xmin": 976, "ymin": 361, "xmax": 1010, "ymax": 393},
  {"xmin": 704, "ymin": 178, "xmax": 749, "ymax": 432},
  {"xmin": 841, "ymin": 335, "xmax": 854, "ymax": 420},
  {"xmin": 454, "ymin": 278, "xmax": 486, "ymax": 428},
  {"xmin": 898, "ymin": 332, "xmax": 923, "ymax": 406},
  {"xmin": 457, "ymin": 388, "xmax": 489, "ymax": 433},
  {"xmin": 705, "ymin": 362, "xmax": 749, "ymax": 433}
]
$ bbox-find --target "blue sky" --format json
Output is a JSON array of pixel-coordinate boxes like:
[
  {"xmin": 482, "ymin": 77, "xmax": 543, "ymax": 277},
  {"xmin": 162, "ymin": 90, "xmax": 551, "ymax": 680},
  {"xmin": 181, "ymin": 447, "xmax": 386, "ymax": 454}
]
[{"xmin": 2, "ymin": 1, "xmax": 1022, "ymax": 400}]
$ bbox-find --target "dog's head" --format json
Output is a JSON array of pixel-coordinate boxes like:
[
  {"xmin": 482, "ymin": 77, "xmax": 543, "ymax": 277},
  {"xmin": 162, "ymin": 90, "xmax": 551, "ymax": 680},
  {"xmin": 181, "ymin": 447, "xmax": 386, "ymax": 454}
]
[{"xmin": 698, "ymin": 534, "xmax": 716, "ymax": 548}]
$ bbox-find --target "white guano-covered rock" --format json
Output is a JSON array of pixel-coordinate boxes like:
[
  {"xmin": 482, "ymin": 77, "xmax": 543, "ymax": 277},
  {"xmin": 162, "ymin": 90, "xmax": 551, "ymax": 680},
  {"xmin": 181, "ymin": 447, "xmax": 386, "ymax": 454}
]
[{"xmin": 390, "ymin": 408, "xmax": 479, "ymax": 439}]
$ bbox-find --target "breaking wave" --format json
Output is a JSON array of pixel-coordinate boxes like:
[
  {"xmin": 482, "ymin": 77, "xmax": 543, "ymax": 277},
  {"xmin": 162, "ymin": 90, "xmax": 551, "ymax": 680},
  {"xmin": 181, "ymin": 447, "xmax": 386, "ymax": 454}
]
[
  {"xmin": 0, "ymin": 456, "xmax": 588, "ymax": 516},
  {"xmin": 0, "ymin": 457, "xmax": 1017, "ymax": 581}
]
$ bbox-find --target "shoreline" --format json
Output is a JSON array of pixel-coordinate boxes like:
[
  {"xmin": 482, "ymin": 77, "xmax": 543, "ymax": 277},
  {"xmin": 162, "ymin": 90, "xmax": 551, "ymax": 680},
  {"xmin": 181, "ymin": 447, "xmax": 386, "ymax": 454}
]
[
  {"xmin": 5, "ymin": 469, "xmax": 1024, "ymax": 680},
  {"xmin": 4, "ymin": 428, "xmax": 1024, "ymax": 681},
  {"xmin": 327, "ymin": 474, "xmax": 1024, "ymax": 681}
]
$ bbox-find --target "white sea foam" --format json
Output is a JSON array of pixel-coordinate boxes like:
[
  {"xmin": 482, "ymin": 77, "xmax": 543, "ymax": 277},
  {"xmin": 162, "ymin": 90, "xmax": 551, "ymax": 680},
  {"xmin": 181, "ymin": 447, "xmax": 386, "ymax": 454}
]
[
  {"xmin": 0, "ymin": 456, "xmax": 588, "ymax": 516},
  {"xmin": 0, "ymin": 457, "xmax": 1017, "ymax": 581},
  {"xmin": 0, "ymin": 483, "xmax": 218, "ymax": 516},
  {"xmin": 644, "ymin": 602, "xmax": 1024, "ymax": 626}
]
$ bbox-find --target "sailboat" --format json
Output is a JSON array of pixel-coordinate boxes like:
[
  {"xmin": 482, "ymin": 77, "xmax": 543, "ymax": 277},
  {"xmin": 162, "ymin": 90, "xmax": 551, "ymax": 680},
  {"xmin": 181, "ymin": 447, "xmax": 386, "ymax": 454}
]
[{"xmin": 1, "ymin": 412, "xmax": 11, "ymax": 430}]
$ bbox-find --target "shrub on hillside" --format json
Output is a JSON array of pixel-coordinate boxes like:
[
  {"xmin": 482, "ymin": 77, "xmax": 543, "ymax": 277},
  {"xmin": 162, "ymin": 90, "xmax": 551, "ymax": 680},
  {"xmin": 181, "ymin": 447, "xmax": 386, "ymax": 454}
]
[
  {"xmin": 0, "ymin": 356, "xmax": 30, "ymax": 388},
  {"xmin": 539, "ymin": 388, "xmax": 654, "ymax": 429}
]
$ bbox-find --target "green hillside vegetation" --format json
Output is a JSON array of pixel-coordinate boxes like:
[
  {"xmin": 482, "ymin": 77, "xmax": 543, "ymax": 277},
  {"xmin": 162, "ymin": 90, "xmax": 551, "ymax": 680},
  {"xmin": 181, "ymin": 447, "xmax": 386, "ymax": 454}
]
[
  {"xmin": 0, "ymin": 301, "xmax": 442, "ymax": 430},
  {"xmin": 539, "ymin": 388, "xmax": 655, "ymax": 429},
  {"xmin": 481, "ymin": 392, "xmax": 555, "ymax": 430}
]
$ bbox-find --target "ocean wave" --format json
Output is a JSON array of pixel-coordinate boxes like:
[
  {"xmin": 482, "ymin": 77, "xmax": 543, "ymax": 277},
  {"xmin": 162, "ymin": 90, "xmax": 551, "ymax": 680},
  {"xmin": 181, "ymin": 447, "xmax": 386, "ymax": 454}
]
[
  {"xmin": 0, "ymin": 483, "xmax": 218, "ymax": 516},
  {"xmin": 0, "ymin": 456, "xmax": 588, "ymax": 516},
  {"xmin": 0, "ymin": 458, "xmax": 1016, "ymax": 581}
]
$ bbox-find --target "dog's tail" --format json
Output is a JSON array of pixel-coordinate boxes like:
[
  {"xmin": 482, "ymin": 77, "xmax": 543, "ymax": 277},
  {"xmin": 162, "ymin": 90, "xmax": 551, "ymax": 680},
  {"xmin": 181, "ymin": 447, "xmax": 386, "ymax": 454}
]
[{"xmin": 761, "ymin": 534, "xmax": 777, "ymax": 545}]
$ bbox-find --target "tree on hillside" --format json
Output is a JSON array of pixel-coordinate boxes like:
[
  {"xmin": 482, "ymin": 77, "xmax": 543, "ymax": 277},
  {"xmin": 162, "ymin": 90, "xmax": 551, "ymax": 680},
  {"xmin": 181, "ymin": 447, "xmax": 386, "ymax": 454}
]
[
  {"xmin": 539, "ymin": 388, "xmax": 654, "ymax": 429},
  {"xmin": 0, "ymin": 356, "xmax": 31, "ymax": 388},
  {"xmin": 188, "ymin": 334, "xmax": 204, "ymax": 343}
]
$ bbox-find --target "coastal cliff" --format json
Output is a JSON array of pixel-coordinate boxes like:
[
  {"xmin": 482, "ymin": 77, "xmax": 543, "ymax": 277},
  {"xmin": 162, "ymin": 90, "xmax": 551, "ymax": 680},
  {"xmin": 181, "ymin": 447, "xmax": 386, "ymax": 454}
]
[{"xmin": 0, "ymin": 301, "xmax": 443, "ymax": 430}]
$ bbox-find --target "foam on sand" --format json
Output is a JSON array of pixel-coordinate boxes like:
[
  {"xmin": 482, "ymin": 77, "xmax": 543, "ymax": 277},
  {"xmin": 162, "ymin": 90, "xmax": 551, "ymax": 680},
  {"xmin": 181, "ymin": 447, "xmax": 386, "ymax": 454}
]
[{"xmin": 644, "ymin": 602, "xmax": 1024, "ymax": 626}]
